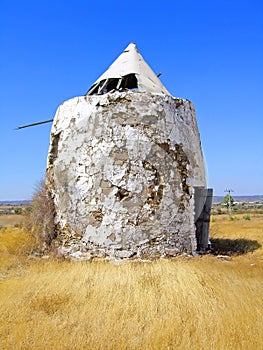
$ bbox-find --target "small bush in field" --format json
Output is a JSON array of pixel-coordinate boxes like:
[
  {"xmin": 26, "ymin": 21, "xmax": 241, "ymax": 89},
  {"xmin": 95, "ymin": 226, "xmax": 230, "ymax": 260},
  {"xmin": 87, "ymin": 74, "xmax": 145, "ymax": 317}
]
[
  {"xmin": 14, "ymin": 207, "xmax": 22, "ymax": 215},
  {"xmin": 24, "ymin": 178, "xmax": 56, "ymax": 247},
  {"xmin": 243, "ymin": 215, "xmax": 251, "ymax": 221}
]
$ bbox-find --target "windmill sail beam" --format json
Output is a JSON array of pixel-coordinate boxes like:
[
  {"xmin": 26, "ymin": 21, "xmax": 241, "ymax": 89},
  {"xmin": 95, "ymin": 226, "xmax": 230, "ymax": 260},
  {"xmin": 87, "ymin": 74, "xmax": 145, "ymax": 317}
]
[{"xmin": 16, "ymin": 119, "xmax": 53, "ymax": 130}]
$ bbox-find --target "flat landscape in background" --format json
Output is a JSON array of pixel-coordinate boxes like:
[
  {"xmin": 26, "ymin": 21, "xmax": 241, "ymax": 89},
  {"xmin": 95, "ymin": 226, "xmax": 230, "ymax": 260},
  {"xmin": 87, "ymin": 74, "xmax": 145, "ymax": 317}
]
[{"xmin": 0, "ymin": 208, "xmax": 262, "ymax": 349}]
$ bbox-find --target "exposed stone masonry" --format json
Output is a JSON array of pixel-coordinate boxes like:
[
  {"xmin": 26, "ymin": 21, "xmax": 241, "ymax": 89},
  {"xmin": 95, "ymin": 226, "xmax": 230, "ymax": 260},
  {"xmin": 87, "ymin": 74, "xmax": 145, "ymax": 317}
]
[{"xmin": 46, "ymin": 91, "xmax": 206, "ymax": 260}]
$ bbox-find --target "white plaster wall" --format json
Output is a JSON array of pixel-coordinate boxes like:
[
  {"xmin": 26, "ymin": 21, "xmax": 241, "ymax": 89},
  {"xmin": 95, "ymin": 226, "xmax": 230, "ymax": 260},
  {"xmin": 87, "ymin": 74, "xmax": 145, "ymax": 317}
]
[{"xmin": 47, "ymin": 91, "xmax": 206, "ymax": 258}]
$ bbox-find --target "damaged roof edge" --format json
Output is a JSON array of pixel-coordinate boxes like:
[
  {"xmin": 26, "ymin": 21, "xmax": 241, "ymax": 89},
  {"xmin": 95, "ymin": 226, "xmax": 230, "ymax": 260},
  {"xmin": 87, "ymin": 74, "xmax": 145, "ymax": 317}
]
[{"xmin": 86, "ymin": 43, "xmax": 171, "ymax": 96}]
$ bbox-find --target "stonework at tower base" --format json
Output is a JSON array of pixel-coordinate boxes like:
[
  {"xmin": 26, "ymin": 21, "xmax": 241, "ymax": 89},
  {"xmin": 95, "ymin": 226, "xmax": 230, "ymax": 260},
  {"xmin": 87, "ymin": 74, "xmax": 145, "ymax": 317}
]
[{"xmin": 46, "ymin": 91, "xmax": 209, "ymax": 260}]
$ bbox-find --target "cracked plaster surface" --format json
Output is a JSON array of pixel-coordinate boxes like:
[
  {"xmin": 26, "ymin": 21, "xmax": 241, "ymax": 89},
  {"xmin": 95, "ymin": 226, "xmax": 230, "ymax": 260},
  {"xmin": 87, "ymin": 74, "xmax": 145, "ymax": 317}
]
[{"xmin": 47, "ymin": 91, "xmax": 206, "ymax": 259}]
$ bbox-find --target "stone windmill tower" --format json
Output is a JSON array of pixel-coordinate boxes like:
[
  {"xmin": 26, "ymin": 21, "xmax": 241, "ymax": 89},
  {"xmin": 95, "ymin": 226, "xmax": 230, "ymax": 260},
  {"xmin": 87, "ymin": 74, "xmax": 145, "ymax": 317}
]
[{"xmin": 46, "ymin": 43, "xmax": 213, "ymax": 259}]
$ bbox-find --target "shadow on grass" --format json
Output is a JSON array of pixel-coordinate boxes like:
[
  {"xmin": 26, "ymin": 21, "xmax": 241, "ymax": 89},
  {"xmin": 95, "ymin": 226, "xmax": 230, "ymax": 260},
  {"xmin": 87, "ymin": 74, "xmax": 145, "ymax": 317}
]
[{"xmin": 210, "ymin": 238, "xmax": 261, "ymax": 255}]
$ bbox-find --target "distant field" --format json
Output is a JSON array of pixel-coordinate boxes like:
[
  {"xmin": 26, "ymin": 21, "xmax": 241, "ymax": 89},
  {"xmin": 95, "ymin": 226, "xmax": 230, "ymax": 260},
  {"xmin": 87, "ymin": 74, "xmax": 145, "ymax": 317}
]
[
  {"xmin": 0, "ymin": 214, "xmax": 262, "ymax": 349},
  {"xmin": 0, "ymin": 214, "xmax": 24, "ymax": 227},
  {"xmin": 210, "ymin": 213, "xmax": 263, "ymax": 257}
]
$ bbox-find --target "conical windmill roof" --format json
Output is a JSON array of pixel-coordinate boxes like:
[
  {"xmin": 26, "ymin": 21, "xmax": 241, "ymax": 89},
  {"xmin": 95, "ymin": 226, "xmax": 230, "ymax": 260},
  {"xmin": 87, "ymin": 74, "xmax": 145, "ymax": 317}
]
[{"xmin": 87, "ymin": 43, "xmax": 171, "ymax": 96}]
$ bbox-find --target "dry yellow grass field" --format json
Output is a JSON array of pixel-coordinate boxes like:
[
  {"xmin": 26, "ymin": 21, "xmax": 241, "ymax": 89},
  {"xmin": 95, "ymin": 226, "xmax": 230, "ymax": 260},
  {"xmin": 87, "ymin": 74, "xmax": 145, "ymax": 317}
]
[
  {"xmin": 0, "ymin": 214, "xmax": 24, "ymax": 227},
  {"xmin": 0, "ymin": 214, "xmax": 262, "ymax": 349}
]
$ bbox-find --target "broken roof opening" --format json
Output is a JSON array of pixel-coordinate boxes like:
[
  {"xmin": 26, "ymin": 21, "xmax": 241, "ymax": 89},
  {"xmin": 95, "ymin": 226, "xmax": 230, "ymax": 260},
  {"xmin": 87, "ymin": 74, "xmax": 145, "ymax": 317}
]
[
  {"xmin": 87, "ymin": 74, "xmax": 138, "ymax": 95},
  {"xmin": 86, "ymin": 43, "xmax": 171, "ymax": 96}
]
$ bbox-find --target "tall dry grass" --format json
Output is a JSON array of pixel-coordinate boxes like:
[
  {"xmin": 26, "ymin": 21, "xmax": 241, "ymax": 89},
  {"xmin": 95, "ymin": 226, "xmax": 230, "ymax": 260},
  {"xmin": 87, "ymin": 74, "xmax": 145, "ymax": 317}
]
[
  {"xmin": 0, "ymin": 227, "xmax": 36, "ymax": 274},
  {"xmin": 0, "ymin": 214, "xmax": 263, "ymax": 349}
]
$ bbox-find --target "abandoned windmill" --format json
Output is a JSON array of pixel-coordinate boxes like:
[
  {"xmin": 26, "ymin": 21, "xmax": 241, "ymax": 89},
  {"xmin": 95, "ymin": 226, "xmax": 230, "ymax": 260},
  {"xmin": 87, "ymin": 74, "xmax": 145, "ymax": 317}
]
[{"xmin": 20, "ymin": 43, "xmax": 213, "ymax": 259}]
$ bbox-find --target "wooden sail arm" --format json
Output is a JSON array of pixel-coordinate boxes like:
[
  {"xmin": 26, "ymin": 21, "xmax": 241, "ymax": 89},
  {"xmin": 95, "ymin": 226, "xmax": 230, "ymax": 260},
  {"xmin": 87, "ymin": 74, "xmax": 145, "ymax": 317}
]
[{"xmin": 15, "ymin": 119, "xmax": 54, "ymax": 130}]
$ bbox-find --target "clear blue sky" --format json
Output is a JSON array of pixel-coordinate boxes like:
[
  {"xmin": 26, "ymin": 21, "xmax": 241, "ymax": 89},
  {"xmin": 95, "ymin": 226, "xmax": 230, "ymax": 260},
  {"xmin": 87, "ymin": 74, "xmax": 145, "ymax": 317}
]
[{"xmin": 1, "ymin": 0, "xmax": 262, "ymax": 200}]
